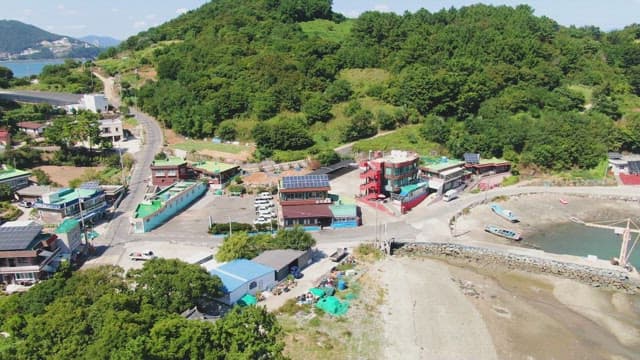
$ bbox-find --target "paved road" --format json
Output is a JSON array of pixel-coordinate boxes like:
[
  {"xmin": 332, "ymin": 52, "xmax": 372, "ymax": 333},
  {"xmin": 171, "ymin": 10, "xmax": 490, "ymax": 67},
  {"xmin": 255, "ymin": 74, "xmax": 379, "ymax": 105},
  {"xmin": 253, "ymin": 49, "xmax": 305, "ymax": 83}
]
[{"xmin": 0, "ymin": 89, "xmax": 82, "ymax": 106}]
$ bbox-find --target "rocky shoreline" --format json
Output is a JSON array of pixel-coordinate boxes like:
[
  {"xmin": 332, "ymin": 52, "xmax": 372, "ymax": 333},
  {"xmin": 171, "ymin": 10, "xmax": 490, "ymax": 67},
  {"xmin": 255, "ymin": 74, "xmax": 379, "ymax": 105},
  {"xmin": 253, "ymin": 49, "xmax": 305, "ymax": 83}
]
[{"xmin": 394, "ymin": 242, "xmax": 640, "ymax": 294}]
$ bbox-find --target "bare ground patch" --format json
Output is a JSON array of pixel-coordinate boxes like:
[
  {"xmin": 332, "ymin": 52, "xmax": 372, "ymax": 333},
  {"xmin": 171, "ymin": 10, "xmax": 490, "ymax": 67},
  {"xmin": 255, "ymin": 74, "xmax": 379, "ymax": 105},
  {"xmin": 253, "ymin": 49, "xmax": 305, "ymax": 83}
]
[{"xmin": 35, "ymin": 165, "xmax": 105, "ymax": 187}]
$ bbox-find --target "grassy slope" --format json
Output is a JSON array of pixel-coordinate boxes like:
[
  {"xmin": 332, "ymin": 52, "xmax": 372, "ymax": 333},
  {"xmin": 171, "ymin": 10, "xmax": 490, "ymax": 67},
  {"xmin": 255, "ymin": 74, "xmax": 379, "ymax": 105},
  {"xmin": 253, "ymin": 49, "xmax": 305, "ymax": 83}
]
[{"xmin": 299, "ymin": 19, "xmax": 354, "ymax": 42}]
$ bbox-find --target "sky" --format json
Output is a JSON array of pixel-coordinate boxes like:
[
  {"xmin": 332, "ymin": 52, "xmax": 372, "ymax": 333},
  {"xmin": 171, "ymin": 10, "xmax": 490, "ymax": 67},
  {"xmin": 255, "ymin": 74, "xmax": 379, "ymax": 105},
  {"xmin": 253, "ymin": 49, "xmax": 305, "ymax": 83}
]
[{"xmin": 2, "ymin": 0, "xmax": 639, "ymax": 40}]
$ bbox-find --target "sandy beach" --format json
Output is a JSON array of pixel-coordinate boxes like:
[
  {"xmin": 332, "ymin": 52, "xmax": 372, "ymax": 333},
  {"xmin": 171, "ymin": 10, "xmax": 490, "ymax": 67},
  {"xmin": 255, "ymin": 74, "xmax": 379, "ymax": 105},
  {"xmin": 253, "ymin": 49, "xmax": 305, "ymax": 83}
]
[
  {"xmin": 376, "ymin": 193, "xmax": 640, "ymax": 359},
  {"xmin": 379, "ymin": 256, "xmax": 640, "ymax": 360}
]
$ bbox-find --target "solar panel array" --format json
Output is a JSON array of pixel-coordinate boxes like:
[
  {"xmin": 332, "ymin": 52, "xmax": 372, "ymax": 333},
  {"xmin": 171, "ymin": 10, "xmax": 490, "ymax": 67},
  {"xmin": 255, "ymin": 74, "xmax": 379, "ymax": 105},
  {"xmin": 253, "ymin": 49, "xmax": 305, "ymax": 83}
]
[
  {"xmin": 0, "ymin": 225, "xmax": 43, "ymax": 251},
  {"xmin": 629, "ymin": 161, "xmax": 640, "ymax": 175},
  {"xmin": 463, "ymin": 153, "xmax": 480, "ymax": 164},
  {"xmin": 282, "ymin": 174, "xmax": 330, "ymax": 189}
]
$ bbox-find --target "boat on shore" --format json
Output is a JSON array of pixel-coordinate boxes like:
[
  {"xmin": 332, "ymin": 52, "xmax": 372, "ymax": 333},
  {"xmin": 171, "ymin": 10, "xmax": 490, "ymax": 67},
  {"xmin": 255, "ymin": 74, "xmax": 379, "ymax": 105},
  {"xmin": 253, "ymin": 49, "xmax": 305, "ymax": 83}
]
[
  {"xmin": 485, "ymin": 225, "xmax": 522, "ymax": 240},
  {"xmin": 490, "ymin": 203, "xmax": 519, "ymax": 222},
  {"xmin": 559, "ymin": 198, "xmax": 568, "ymax": 205}
]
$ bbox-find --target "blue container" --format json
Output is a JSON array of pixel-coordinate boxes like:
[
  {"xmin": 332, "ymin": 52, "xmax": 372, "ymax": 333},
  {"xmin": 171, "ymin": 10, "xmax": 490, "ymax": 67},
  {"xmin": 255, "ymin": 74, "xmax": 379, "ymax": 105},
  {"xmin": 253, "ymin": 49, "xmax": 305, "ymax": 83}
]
[{"xmin": 337, "ymin": 279, "xmax": 346, "ymax": 290}]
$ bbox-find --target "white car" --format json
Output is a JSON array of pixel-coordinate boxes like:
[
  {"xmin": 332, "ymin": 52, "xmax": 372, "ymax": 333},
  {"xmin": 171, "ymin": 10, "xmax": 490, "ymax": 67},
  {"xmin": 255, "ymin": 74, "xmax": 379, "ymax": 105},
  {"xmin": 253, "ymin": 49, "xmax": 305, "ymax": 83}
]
[
  {"xmin": 254, "ymin": 199, "xmax": 271, "ymax": 207},
  {"xmin": 257, "ymin": 192, "xmax": 273, "ymax": 200},
  {"xmin": 257, "ymin": 209, "xmax": 276, "ymax": 218},
  {"xmin": 254, "ymin": 217, "xmax": 271, "ymax": 225}
]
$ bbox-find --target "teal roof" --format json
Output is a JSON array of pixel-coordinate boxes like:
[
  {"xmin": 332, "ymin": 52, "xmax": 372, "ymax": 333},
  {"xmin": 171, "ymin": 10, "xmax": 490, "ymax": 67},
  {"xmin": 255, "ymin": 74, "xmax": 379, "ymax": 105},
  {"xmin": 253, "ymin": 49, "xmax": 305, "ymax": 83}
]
[
  {"xmin": 55, "ymin": 218, "xmax": 79, "ymax": 234},
  {"xmin": 152, "ymin": 157, "xmax": 186, "ymax": 167},
  {"xmin": 189, "ymin": 161, "xmax": 237, "ymax": 174},
  {"xmin": 45, "ymin": 188, "xmax": 101, "ymax": 205},
  {"xmin": 133, "ymin": 181, "xmax": 199, "ymax": 219},
  {"xmin": 329, "ymin": 204, "xmax": 357, "ymax": 218},
  {"xmin": 421, "ymin": 157, "xmax": 465, "ymax": 171},
  {"xmin": 0, "ymin": 167, "xmax": 30, "ymax": 181},
  {"xmin": 399, "ymin": 182, "xmax": 428, "ymax": 196}
]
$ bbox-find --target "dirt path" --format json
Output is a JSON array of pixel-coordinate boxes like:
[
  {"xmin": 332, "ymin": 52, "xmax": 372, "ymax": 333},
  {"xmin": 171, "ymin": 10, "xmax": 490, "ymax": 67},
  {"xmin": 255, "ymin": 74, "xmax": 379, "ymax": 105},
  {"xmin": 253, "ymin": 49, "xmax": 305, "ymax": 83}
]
[{"xmin": 380, "ymin": 257, "xmax": 498, "ymax": 360}]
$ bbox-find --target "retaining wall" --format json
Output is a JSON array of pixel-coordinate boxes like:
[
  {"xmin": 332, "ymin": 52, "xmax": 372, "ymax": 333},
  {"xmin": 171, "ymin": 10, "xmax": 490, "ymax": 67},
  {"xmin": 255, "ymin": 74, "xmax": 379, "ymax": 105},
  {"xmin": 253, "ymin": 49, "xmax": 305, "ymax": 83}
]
[{"xmin": 394, "ymin": 242, "xmax": 640, "ymax": 294}]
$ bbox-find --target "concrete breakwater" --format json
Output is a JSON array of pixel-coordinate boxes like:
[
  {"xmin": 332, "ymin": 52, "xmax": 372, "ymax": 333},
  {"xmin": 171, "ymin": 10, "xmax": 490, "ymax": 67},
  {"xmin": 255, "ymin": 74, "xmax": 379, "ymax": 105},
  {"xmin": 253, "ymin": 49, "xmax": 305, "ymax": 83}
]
[{"xmin": 394, "ymin": 242, "xmax": 640, "ymax": 294}]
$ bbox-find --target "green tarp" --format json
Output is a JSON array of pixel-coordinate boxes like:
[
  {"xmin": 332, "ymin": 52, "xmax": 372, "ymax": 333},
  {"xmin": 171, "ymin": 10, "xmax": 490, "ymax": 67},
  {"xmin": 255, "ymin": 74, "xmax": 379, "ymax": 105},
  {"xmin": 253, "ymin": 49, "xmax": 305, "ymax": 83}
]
[
  {"xmin": 309, "ymin": 288, "xmax": 325, "ymax": 297},
  {"xmin": 237, "ymin": 294, "xmax": 257, "ymax": 306},
  {"xmin": 315, "ymin": 296, "xmax": 349, "ymax": 316}
]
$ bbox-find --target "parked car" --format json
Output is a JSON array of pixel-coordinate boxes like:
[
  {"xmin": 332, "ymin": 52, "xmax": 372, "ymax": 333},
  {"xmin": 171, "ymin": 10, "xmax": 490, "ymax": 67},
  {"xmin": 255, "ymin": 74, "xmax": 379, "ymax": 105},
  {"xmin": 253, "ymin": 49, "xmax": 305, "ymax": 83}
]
[
  {"xmin": 254, "ymin": 217, "xmax": 271, "ymax": 225},
  {"xmin": 254, "ymin": 198, "xmax": 271, "ymax": 207},
  {"xmin": 129, "ymin": 250, "xmax": 157, "ymax": 261},
  {"xmin": 257, "ymin": 192, "xmax": 273, "ymax": 200},
  {"xmin": 257, "ymin": 209, "xmax": 276, "ymax": 218},
  {"xmin": 19, "ymin": 200, "xmax": 33, "ymax": 208}
]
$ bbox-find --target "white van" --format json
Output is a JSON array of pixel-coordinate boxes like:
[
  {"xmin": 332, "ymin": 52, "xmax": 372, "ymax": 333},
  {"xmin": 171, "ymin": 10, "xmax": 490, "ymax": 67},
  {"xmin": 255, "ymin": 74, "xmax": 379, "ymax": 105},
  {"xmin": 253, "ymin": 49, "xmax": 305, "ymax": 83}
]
[
  {"xmin": 257, "ymin": 192, "xmax": 273, "ymax": 200},
  {"xmin": 443, "ymin": 189, "xmax": 459, "ymax": 202}
]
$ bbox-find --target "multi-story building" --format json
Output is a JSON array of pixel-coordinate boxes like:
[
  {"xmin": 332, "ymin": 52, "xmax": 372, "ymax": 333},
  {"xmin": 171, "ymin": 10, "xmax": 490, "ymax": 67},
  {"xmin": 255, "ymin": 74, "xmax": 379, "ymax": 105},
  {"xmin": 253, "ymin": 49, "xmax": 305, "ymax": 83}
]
[
  {"xmin": 34, "ymin": 184, "xmax": 107, "ymax": 224},
  {"xmin": 359, "ymin": 150, "xmax": 427, "ymax": 213},
  {"xmin": 150, "ymin": 157, "xmax": 190, "ymax": 187},
  {"xmin": 0, "ymin": 165, "xmax": 31, "ymax": 191},
  {"xmin": 279, "ymin": 175, "xmax": 333, "ymax": 228},
  {"xmin": 99, "ymin": 118, "xmax": 123, "ymax": 142},
  {"xmin": 420, "ymin": 157, "xmax": 468, "ymax": 195},
  {"xmin": 0, "ymin": 221, "xmax": 59, "ymax": 285}
]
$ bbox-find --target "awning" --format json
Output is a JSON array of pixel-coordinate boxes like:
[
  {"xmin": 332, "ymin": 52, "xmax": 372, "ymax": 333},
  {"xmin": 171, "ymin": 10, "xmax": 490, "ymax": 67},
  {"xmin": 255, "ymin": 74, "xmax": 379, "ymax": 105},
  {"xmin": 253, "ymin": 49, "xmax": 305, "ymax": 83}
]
[{"xmin": 237, "ymin": 294, "xmax": 257, "ymax": 306}]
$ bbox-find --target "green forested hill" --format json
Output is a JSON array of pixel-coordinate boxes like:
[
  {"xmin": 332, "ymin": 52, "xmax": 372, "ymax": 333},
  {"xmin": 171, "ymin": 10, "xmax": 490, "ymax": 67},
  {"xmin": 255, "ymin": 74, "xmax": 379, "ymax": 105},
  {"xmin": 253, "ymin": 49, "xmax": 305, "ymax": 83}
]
[{"xmin": 110, "ymin": 0, "xmax": 640, "ymax": 169}]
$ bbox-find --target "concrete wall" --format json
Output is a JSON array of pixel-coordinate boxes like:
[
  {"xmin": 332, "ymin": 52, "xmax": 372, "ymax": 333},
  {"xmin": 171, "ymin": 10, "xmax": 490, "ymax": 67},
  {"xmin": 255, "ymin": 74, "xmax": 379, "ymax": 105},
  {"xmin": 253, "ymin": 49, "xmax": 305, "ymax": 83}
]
[{"xmin": 135, "ymin": 182, "xmax": 207, "ymax": 233}]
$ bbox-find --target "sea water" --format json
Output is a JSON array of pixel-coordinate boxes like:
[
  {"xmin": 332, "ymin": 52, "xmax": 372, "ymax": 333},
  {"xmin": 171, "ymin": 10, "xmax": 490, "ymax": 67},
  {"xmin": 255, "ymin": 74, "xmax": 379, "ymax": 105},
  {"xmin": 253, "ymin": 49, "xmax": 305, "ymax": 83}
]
[
  {"xmin": 0, "ymin": 59, "xmax": 66, "ymax": 78},
  {"xmin": 526, "ymin": 222, "xmax": 640, "ymax": 268}
]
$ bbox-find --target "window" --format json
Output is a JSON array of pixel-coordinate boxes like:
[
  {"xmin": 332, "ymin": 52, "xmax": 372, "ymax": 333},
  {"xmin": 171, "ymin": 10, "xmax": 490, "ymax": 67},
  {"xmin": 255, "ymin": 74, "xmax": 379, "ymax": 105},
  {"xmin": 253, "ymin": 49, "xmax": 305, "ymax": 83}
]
[
  {"xmin": 249, "ymin": 281, "xmax": 257, "ymax": 290},
  {"xmin": 15, "ymin": 272, "xmax": 36, "ymax": 280},
  {"xmin": 155, "ymin": 170, "xmax": 166, "ymax": 177},
  {"xmin": 167, "ymin": 170, "xmax": 177, "ymax": 177}
]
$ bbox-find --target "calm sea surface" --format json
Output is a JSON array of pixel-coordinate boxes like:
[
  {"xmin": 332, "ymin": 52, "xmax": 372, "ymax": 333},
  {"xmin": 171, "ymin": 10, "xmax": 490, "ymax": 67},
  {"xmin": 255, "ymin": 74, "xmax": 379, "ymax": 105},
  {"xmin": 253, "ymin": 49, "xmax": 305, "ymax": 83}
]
[
  {"xmin": 525, "ymin": 222, "xmax": 640, "ymax": 268},
  {"xmin": 0, "ymin": 59, "xmax": 66, "ymax": 77}
]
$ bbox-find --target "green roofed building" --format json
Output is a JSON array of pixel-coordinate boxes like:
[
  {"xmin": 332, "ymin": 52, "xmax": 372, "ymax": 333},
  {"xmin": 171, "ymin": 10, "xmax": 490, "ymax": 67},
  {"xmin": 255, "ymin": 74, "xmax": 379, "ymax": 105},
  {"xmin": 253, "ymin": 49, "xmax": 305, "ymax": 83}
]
[
  {"xmin": 34, "ymin": 185, "xmax": 107, "ymax": 224},
  {"xmin": 329, "ymin": 203, "xmax": 360, "ymax": 228},
  {"xmin": 132, "ymin": 181, "xmax": 208, "ymax": 233},
  {"xmin": 189, "ymin": 161, "xmax": 239, "ymax": 188},
  {"xmin": 0, "ymin": 165, "xmax": 30, "ymax": 191},
  {"xmin": 151, "ymin": 157, "xmax": 189, "ymax": 187},
  {"xmin": 54, "ymin": 218, "xmax": 82, "ymax": 256}
]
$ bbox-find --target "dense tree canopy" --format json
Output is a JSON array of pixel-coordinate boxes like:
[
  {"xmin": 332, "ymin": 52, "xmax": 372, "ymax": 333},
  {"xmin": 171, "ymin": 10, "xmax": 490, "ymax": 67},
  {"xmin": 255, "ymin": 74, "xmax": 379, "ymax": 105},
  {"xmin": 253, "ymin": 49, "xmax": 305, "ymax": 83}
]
[
  {"xmin": 109, "ymin": 1, "xmax": 640, "ymax": 169},
  {"xmin": 0, "ymin": 260, "xmax": 286, "ymax": 359},
  {"xmin": 216, "ymin": 226, "xmax": 316, "ymax": 262}
]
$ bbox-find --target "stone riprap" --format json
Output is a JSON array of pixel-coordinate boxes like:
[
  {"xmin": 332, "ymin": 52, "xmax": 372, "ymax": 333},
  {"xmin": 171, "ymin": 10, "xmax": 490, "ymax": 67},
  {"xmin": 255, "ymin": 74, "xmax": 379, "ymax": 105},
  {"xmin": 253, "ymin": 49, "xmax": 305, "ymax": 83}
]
[{"xmin": 395, "ymin": 242, "xmax": 640, "ymax": 294}]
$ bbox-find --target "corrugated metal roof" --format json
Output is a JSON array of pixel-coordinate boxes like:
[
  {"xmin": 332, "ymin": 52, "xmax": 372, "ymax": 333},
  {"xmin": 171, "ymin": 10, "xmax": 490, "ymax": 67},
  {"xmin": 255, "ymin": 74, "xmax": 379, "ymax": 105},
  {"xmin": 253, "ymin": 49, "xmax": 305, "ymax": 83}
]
[
  {"xmin": 210, "ymin": 259, "xmax": 274, "ymax": 293},
  {"xmin": 55, "ymin": 218, "xmax": 79, "ymax": 234},
  {"xmin": 329, "ymin": 204, "xmax": 357, "ymax": 218},
  {"xmin": 281, "ymin": 204, "xmax": 333, "ymax": 219},
  {"xmin": 252, "ymin": 249, "xmax": 305, "ymax": 271}
]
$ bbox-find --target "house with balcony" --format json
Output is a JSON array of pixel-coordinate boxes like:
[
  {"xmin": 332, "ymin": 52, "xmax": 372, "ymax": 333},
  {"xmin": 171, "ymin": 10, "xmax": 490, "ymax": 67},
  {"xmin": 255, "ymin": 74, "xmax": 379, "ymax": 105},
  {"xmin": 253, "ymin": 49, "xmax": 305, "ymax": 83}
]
[
  {"xmin": 359, "ymin": 150, "xmax": 427, "ymax": 213},
  {"xmin": 33, "ymin": 183, "xmax": 107, "ymax": 224},
  {"xmin": 150, "ymin": 157, "xmax": 190, "ymax": 187},
  {"xmin": 0, "ymin": 221, "xmax": 60, "ymax": 285},
  {"xmin": 0, "ymin": 165, "xmax": 31, "ymax": 191}
]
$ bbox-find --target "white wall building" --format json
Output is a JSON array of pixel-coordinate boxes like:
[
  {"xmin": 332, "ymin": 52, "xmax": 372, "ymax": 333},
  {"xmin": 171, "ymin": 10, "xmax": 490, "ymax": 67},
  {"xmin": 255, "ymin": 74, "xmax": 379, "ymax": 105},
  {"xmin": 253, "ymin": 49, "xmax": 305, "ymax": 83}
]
[
  {"xmin": 99, "ymin": 118, "xmax": 123, "ymax": 142},
  {"xmin": 65, "ymin": 94, "xmax": 109, "ymax": 114}
]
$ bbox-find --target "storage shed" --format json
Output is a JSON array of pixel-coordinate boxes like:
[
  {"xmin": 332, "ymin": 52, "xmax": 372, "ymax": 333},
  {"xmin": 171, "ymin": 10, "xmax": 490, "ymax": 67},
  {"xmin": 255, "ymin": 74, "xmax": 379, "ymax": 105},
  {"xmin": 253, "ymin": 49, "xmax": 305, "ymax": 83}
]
[
  {"xmin": 209, "ymin": 259, "xmax": 276, "ymax": 305},
  {"xmin": 252, "ymin": 249, "xmax": 312, "ymax": 281}
]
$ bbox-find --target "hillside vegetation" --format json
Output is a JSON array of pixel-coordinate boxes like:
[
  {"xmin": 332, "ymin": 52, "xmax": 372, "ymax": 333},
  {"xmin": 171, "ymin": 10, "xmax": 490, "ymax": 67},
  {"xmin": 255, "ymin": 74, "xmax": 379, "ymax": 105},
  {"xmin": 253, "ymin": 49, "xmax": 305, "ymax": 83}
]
[{"xmin": 103, "ymin": 1, "xmax": 640, "ymax": 169}]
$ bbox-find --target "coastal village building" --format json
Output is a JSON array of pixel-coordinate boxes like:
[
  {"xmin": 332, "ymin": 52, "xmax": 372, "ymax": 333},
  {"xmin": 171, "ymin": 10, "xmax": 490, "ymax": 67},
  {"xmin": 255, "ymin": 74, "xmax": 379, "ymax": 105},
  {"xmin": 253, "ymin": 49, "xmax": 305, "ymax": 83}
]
[
  {"xmin": 607, "ymin": 153, "xmax": 640, "ymax": 185},
  {"xmin": 0, "ymin": 221, "xmax": 59, "ymax": 285},
  {"xmin": 0, "ymin": 128, "xmax": 10, "ymax": 150},
  {"xmin": 54, "ymin": 218, "xmax": 83, "ymax": 259},
  {"xmin": 252, "ymin": 249, "xmax": 312, "ymax": 281},
  {"xmin": 131, "ymin": 181, "xmax": 207, "ymax": 233},
  {"xmin": 279, "ymin": 174, "xmax": 360, "ymax": 228},
  {"xmin": 16, "ymin": 121, "xmax": 47, "ymax": 137},
  {"xmin": 420, "ymin": 157, "xmax": 467, "ymax": 195},
  {"xmin": 0, "ymin": 166, "xmax": 31, "ymax": 191},
  {"xmin": 463, "ymin": 153, "xmax": 511, "ymax": 175},
  {"xmin": 189, "ymin": 161, "xmax": 240, "ymax": 189},
  {"xmin": 99, "ymin": 118, "xmax": 123, "ymax": 142},
  {"xmin": 279, "ymin": 174, "xmax": 333, "ymax": 228},
  {"xmin": 33, "ymin": 184, "xmax": 107, "ymax": 224},
  {"xmin": 209, "ymin": 259, "xmax": 276, "ymax": 305},
  {"xmin": 150, "ymin": 157, "xmax": 240, "ymax": 189},
  {"xmin": 150, "ymin": 157, "xmax": 190, "ymax": 187},
  {"xmin": 359, "ymin": 150, "xmax": 428, "ymax": 213}
]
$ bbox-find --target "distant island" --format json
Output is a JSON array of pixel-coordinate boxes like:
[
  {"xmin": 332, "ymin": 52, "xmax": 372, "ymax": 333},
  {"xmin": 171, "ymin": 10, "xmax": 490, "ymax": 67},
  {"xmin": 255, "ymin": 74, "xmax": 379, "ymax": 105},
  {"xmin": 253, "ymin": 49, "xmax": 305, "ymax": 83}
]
[{"xmin": 0, "ymin": 19, "xmax": 101, "ymax": 60}]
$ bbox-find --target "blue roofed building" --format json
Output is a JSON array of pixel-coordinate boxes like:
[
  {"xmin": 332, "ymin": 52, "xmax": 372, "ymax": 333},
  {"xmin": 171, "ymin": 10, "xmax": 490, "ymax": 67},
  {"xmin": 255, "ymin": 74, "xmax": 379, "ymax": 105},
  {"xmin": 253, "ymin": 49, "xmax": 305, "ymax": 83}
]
[{"xmin": 209, "ymin": 259, "xmax": 276, "ymax": 305}]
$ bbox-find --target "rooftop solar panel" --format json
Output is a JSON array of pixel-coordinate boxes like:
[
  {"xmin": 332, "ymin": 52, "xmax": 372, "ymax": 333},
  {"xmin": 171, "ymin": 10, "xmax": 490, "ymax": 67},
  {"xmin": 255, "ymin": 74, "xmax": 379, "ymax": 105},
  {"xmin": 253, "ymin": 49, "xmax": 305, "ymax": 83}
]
[
  {"xmin": 0, "ymin": 225, "xmax": 43, "ymax": 251},
  {"xmin": 464, "ymin": 153, "xmax": 480, "ymax": 164},
  {"xmin": 282, "ymin": 174, "xmax": 330, "ymax": 189},
  {"xmin": 629, "ymin": 161, "xmax": 640, "ymax": 175}
]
